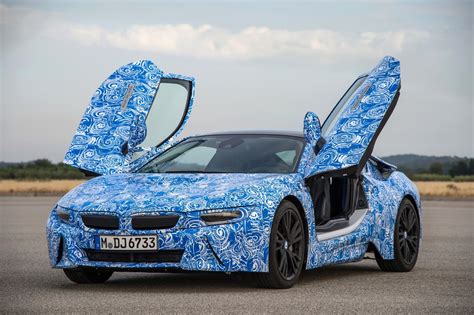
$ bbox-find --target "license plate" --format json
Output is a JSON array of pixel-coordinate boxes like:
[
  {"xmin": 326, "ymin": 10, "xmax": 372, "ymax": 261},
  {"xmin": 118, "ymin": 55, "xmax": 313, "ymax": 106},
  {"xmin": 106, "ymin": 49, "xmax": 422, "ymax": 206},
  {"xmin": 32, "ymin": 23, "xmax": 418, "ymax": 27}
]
[{"xmin": 98, "ymin": 235, "xmax": 158, "ymax": 251}]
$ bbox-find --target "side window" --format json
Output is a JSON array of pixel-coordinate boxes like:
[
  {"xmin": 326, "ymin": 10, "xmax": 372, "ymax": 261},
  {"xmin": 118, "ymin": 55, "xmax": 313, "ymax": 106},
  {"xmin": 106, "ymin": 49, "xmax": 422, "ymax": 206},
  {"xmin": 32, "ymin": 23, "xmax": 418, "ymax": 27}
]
[
  {"xmin": 276, "ymin": 150, "xmax": 297, "ymax": 167},
  {"xmin": 140, "ymin": 79, "xmax": 191, "ymax": 148},
  {"xmin": 321, "ymin": 75, "xmax": 367, "ymax": 138}
]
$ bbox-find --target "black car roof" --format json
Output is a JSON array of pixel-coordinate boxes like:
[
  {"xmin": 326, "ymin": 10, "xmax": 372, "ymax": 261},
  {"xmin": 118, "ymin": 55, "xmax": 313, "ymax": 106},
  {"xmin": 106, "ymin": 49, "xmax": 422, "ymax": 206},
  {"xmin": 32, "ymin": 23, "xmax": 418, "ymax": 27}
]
[{"xmin": 196, "ymin": 130, "xmax": 304, "ymax": 139}]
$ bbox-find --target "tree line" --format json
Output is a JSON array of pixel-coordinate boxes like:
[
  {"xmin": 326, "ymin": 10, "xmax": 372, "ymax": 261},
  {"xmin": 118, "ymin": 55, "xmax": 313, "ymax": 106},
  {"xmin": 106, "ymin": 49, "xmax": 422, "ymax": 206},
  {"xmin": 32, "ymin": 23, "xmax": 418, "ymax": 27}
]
[
  {"xmin": 0, "ymin": 159, "xmax": 85, "ymax": 180},
  {"xmin": 393, "ymin": 159, "xmax": 474, "ymax": 182},
  {"xmin": 427, "ymin": 159, "xmax": 474, "ymax": 177},
  {"xmin": 0, "ymin": 158, "xmax": 473, "ymax": 181}
]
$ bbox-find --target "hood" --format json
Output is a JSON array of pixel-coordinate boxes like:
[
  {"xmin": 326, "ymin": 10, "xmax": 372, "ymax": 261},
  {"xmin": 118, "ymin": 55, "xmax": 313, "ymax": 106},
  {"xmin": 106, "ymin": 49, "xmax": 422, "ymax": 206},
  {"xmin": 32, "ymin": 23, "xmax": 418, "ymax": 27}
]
[{"xmin": 58, "ymin": 173, "xmax": 296, "ymax": 214}]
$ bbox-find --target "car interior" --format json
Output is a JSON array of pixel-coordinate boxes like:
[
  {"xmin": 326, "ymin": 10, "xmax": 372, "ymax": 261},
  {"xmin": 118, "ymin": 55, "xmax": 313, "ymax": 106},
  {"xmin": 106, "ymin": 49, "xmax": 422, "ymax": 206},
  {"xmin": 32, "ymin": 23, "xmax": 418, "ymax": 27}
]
[
  {"xmin": 308, "ymin": 156, "xmax": 398, "ymax": 239},
  {"xmin": 307, "ymin": 172, "xmax": 369, "ymax": 240}
]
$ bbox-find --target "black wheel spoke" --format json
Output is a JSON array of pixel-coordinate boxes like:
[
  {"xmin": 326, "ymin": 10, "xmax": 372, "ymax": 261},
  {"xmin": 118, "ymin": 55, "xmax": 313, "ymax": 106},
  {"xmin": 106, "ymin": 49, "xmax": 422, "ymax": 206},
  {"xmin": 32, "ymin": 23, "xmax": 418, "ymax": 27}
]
[
  {"xmin": 405, "ymin": 246, "xmax": 411, "ymax": 263},
  {"xmin": 284, "ymin": 212, "xmax": 292, "ymax": 237},
  {"xmin": 279, "ymin": 250, "xmax": 288, "ymax": 274},
  {"xmin": 290, "ymin": 235, "xmax": 302, "ymax": 245},
  {"xmin": 290, "ymin": 251, "xmax": 301, "ymax": 265},
  {"xmin": 398, "ymin": 238, "xmax": 405, "ymax": 246},
  {"xmin": 276, "ymin": 231, "xmax": 285, "ymax": 249},
  {"xmin": 284, "ymin": 253, "xmax": 290, "ymax": 277},
  {"xmin": 289, "ymin": 223, "xmax": 302, "ymax": 243},
  {"xmin": 287, "ymin": 251, "xmax": 296, "ymax": 274},
  {"xmin": 399, "ymin": 211, "xmax": 406, "ymax": 229},
  {"xmin": 406, "ymin": 237, "xmax": 417, "ymax": 251},
  {"xmin": 403, "ymin": 240, "xmax": 410, "ymax": 261},
  {"xmin": 278, "ymin": 248, "xmax": 286, "ymax": 257},
  {"xmin": 407, "ymin": 210, "xmax": 416, "ymax": 232},
  {"xmin": 405, "ymin": 209, "xmax": 412, "ymax": 232},
  {"xmin": 401, "ymin": 210, "xmax": 409, "ymax": 230},
  {"xmin": 401, "ymin": 239, "xmax": 407, "ymax": 251},
  {"xmin": 276, "ymin": 230, "xmax": 285, "ymax": 240}
]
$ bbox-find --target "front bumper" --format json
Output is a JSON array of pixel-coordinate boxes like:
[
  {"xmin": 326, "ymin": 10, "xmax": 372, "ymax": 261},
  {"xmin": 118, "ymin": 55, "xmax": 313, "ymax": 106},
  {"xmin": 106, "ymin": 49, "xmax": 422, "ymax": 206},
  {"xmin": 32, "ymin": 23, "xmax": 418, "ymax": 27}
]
[{"xmin": 46, "ymin": 207, "xmax": 269, "ymax": 273}]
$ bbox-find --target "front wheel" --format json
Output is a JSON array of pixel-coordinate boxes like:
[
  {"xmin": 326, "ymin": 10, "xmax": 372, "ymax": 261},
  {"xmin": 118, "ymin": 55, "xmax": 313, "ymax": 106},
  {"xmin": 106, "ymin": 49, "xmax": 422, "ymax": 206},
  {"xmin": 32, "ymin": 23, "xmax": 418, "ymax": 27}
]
[
  {"xmin": 63, "ymin": 268, "xmax": 113, "ymax": 284},
  {"xmin": 376, "ymin": 198, "xmax": 420, "ymax": 272},
  {"xmin": 253, "ymin": 200, "xmax": 306, "ymax": 289}
]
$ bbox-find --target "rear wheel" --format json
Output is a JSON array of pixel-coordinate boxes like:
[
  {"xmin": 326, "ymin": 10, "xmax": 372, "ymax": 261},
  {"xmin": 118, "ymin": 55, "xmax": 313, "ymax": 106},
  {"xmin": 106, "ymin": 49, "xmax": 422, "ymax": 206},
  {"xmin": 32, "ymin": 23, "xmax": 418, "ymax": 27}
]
[
  {"xmin": 253, "ymin": 201, "xmax": 306, "ymax": 289},
  {"xmin": 63, "ymin": 268, "xmax": 113, "ymax": 284},
  {"xmin": 376, "ymin": 198, "xmax": 420, "ymax": 272}
]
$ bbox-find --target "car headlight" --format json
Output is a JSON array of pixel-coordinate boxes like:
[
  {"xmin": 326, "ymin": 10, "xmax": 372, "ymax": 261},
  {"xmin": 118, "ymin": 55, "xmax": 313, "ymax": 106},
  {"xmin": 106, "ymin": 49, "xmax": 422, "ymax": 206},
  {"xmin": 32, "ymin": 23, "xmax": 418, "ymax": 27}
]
[
  {"xmin": 200, "ymin": 210, "xmax": 242, "ymax": 225},
  {"xmin": 56, "ymin": 206, "xmax": 71, "ymax": 223}
]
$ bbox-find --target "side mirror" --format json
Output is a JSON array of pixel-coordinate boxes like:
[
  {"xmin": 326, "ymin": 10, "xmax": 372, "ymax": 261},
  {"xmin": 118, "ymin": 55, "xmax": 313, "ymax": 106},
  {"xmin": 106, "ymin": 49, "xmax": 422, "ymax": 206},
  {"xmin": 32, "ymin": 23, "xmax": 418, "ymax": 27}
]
[{"xmin": 304, "ymin": 111, "xmax": 321, "ymax": 144}]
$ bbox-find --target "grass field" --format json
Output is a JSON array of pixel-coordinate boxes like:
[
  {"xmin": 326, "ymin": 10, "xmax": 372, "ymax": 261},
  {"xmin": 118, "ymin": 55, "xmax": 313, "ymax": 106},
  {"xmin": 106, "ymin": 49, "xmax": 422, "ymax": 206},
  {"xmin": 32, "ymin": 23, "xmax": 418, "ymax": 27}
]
[
  {"xmin": 0, "ymin": 180, "xmax": 473, "ymax": 198},
  {"xmin": 0, "ymin": 180, "xmax": 85, "ymax": 196},
  {"xmin": 415, "ymin": 181, "xmax": 474, "ymax": 198}
]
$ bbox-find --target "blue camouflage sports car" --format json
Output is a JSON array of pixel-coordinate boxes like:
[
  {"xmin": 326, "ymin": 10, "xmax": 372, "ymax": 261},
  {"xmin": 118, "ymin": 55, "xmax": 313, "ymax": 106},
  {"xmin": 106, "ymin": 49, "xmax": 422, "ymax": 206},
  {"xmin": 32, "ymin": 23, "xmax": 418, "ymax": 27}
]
[{"xmin": 47, "ymin": 56, "xmax": 421, "ymax": 288}]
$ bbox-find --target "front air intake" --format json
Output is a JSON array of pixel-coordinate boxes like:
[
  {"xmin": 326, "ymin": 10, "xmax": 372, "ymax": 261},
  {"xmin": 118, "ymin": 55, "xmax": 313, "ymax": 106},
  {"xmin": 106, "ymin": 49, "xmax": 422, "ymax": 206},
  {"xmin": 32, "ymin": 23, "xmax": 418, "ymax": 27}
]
[
  {"xmin": 85, "ymin": 249, "xmax": 184, "ymax": 263},
  {"xmin": 56, "ymin": 237, "xmax": 64, "ymax": 264}
]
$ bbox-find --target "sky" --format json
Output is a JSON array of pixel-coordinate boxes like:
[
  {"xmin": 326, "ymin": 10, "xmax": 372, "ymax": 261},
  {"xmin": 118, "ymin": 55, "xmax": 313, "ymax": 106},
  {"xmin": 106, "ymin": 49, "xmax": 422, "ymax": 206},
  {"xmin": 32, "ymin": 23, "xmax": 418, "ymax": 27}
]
[{"xmin": 0, "ymin": 0, "xmax": 472, "ymax": 162}]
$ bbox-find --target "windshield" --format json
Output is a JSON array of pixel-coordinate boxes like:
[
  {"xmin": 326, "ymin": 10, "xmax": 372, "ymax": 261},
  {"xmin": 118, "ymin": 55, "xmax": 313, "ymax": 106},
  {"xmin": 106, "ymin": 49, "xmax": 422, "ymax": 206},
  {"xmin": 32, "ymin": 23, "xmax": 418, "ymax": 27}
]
[{"xmin": 138, "ymin": 135, "xmax": 304, "ymax": 174}]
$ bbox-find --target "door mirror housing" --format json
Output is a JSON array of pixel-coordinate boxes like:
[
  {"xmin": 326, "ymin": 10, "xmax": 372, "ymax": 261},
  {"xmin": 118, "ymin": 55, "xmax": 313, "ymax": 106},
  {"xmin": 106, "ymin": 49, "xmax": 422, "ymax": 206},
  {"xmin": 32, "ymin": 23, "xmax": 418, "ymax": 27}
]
[{"xmin": 304, "ymin": 111, "xmax": 321, "ymax": 144}]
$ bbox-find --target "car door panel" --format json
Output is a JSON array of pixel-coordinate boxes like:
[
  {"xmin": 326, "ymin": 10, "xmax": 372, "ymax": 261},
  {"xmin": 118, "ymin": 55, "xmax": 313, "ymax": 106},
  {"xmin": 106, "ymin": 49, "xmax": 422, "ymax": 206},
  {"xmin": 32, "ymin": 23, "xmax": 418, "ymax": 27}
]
[
  {"xmin": 305, "ymin": 56, "xmax": 401, "ymax": 180},
  {"xmin": 64, "ymin": 60, "xmax": 195, "ymax": 175}
]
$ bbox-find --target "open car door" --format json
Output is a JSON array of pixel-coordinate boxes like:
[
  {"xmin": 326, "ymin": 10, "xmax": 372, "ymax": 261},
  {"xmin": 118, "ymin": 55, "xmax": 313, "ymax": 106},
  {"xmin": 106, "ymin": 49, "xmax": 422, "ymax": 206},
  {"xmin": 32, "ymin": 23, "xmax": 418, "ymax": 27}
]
[
  {"xmin": 64, "ymin": 60, "xmax": 195, "ymax": 175},
  {"xmin": 305, "ymin": 56, "xmax": 400, "ymax": 223},
  {"xmin": 305, "ymin": 56, "xmax": 400, "ymax": 179}
]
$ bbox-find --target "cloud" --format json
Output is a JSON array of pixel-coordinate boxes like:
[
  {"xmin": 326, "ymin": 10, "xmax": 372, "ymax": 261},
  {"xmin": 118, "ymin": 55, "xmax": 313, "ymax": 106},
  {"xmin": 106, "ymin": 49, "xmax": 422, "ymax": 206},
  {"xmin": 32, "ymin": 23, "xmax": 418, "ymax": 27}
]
[
  {"xmin": 2, "ymin": 4, "xmax": 429, "ymax": 60},
  {"xmin": 63, "ymin": 23, "xmax": 429, "ymax": 59}
]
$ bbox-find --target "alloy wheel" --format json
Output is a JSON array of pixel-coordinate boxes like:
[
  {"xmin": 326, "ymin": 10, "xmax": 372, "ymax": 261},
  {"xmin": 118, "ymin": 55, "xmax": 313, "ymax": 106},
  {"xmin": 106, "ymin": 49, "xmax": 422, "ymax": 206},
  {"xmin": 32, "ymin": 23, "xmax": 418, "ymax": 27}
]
[
  {"xmin": 275, "ymin": 209, "xmax": 304, "ymax": 281},
  {"xmin": 397, "ymin": 203, "xmax": 420, "ymax": 265}
]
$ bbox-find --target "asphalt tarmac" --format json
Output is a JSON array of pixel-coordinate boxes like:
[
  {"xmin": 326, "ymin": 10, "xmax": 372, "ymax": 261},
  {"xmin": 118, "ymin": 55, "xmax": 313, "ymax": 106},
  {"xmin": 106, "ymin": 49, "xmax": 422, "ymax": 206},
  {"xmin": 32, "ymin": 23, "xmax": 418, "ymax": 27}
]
[{"xmin": 0, "ymin": 197, "xmax": 472, "ymax": 314}]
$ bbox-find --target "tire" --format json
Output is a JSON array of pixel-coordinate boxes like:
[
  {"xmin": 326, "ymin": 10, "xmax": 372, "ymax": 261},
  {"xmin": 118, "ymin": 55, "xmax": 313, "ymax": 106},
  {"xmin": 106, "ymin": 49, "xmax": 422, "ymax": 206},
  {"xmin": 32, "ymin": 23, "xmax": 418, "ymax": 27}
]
[
  {"xmin": 63, "ymin": 268, "xmax": 113, "ymax": 284},
  {"xmin": 253, "ymin": 200, "xmax": 306, "ymax": 289},
  {"xmin": 375, "ymin": 198, "xmax": 420, "ymax": 272}
]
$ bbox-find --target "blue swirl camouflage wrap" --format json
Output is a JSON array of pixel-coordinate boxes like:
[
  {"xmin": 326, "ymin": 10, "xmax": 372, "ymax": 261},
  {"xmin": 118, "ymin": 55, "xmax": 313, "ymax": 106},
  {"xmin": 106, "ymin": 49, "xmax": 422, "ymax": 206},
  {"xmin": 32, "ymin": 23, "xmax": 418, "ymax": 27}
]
[
  {"xmin": 306, "ymin": 162, "xmax": 421, "ymax": 268},
  {"xmin": 46, "ymin": 163, "xmax": 420, "ymax": 271},
  {"xmin": 303, "ymin": 111, "xmax": 321, "ymax": 144},
  {"xmin": 47, "ymin": 56, "xmax": 422, "ymax": 276},
  {"xmin": 47, "ymin": 173, "xmax": 315, "ymax": 272},
  {"xmin": 305, "ymin": 56, "xmax": 401, "ymax": 178},
  {"xmin": 64, "ymin": 60, "xmax": 195, "ymax": 175}
]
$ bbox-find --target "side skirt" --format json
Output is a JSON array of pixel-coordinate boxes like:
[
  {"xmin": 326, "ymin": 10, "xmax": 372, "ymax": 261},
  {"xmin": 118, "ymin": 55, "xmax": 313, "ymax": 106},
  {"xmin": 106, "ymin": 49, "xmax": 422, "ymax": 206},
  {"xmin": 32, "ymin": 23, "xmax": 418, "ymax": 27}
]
[{"xmin": 305, "ymin": 242, "xmax": 368, "ymax": 270}]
